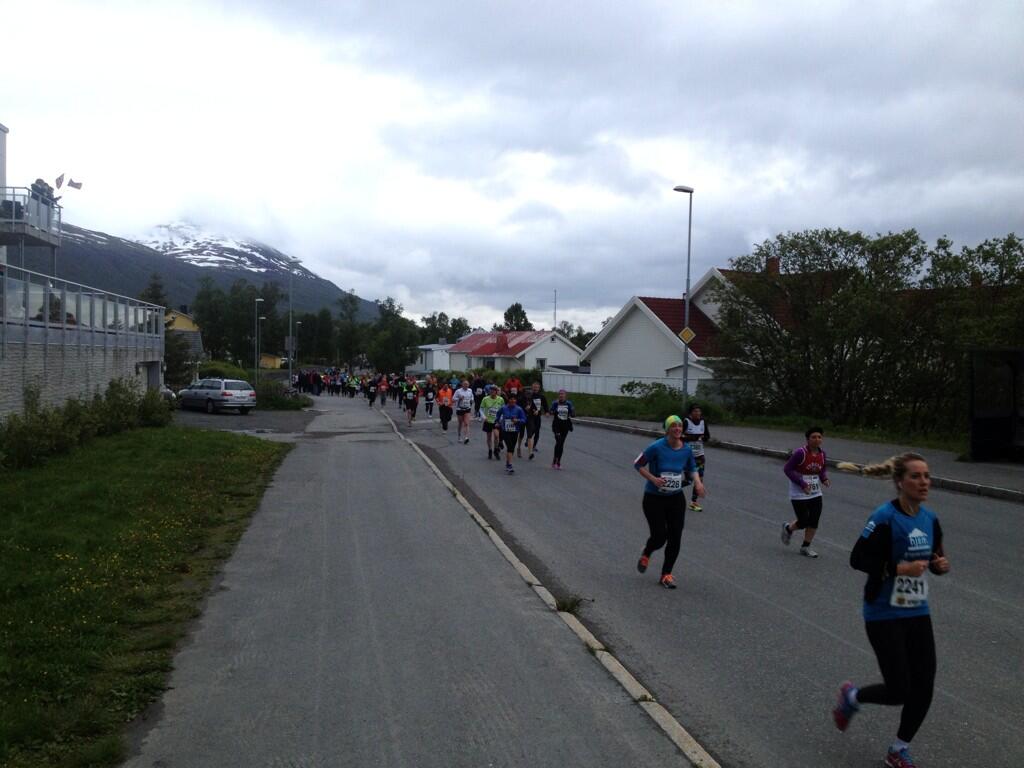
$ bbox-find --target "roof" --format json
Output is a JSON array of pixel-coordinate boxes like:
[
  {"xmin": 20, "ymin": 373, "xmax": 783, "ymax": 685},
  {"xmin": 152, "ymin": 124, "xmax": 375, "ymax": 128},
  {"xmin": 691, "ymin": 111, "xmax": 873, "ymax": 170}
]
[
  {"xmin": 448, "ymin": 330, "xmax": 561, "ymax": 358},
  {"xmin": 169, "ymin": 329, "xmax": 205, "ymax": 359},
  {"xmin": 635, "ymin": 297, "xmax": 721, "ymax": 356},
  {"xmin": 418, "ymin": 343, "xmax": 453, "ymax": 351}
]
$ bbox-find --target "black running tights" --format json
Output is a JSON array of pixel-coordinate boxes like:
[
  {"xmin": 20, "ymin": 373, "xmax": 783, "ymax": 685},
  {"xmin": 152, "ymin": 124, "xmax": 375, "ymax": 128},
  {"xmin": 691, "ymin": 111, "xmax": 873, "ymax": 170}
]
[
  {"xmin": 641, "ymin": 493, "xmax": 686, "ymax": 575},
  {"xmin": 553, "ymin": 429, "xmax": 569, "ymax": 461},
  {"xmin": 858, "ymin": 615, "xmax": 936, "ymax": 743}
]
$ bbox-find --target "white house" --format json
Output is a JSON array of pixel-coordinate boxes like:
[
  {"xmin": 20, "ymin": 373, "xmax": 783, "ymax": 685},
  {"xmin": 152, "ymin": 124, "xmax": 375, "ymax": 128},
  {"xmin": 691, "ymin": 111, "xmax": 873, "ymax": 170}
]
[
  {"xmin": 406, "ymin": 343, "xmax": 452, "ymax": 374},
  {"xmin": 447, "ymin": 330, "xmax": 581, "ymax": 372}
]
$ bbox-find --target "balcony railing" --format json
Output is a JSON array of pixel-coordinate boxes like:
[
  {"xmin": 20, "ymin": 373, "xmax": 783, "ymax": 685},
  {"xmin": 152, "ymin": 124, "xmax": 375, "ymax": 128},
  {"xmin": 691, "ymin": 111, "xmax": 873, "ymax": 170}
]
[
  {"xmin": 1, "ymin": 263, "xmax": 163, "ymax": 352},
  {"xmin": 0, "ymin": 186, "xmax": 62, "ymax": 245}
]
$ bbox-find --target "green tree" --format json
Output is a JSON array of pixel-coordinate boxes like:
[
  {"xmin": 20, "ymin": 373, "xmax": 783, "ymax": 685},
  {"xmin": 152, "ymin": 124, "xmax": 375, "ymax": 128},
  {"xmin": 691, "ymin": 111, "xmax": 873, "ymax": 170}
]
[
  {"xmin": 501, "ymin": 302, "xmax": 534, "ymax": 331},
  {"xmin": 139, "ymin": 273, "xmax": 169, "ymax": 308},
  {"xmin": 448, "ymin": 316, "xmax": 471, "ymax": 340},
  {"xmin": 337, "ymin": 289, "xmax": 366, "ymax": 371},
  {"xmin": 709, "ymin": 228, "xmax": 926, "ymax": 427},
  {"xmin": 366, "ymin": 297, "xmax": 420, "ymax": 372},
  {"xmin": 191, "ymin": 277, "xmax": 227, "ymax": 359}
]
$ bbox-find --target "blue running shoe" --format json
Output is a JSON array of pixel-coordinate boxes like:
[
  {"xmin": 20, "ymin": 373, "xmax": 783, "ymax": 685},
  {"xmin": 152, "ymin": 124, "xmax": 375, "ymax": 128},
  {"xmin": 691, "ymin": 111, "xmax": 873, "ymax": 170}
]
[{"xmin": 832, "ymin": 681, "xmax": 859, "ymax": 731}]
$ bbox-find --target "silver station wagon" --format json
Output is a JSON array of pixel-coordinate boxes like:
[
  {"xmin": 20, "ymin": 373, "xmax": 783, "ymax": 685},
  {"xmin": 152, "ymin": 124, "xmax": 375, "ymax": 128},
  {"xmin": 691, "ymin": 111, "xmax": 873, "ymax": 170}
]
[{"xmin": 178, "ymin": 378, "xmax": 257, "ymax": 415}]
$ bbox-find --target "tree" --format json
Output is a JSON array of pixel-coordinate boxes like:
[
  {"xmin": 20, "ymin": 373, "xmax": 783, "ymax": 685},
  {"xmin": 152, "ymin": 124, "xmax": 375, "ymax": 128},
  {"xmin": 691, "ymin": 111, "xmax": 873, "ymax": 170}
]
[
  {"xmin": 191, "ymin": 277, "xmax": 228, "ymax": 359},
  {"xmin": 557, "ymin": 320, "xmax": 595, "ymax": 349},
  {"xmin": 708, "ymin": 228, "xmax": 926, "ymax": 427},
  {"xmin": 502, "ymin": 302, "xmax": 534, "ymax": 331},
  {"xmin": 366, "ymin": 297, "xmax": 420, "ymax": 372},
  {"xmin": 337, "ymin": 289, "xmax": 366, "ymax": 371},
  {"xmin": 448, "ymin": 316, "xmax": 471, "ymax": 340},
  {"xmin": 139, "ymin": 273, "xmax": 169, "ymax": 309}
]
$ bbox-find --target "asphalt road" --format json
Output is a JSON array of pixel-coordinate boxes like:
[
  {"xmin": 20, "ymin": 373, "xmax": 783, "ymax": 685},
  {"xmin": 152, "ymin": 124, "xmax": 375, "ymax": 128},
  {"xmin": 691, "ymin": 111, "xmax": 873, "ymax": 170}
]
[
  {"xmin": 392, "ymin": 400, "xmax": 1024, "ymax": 768},
  {"xmin": 125, "ymin": 399, "xmax": 682, "ymax": 767}
]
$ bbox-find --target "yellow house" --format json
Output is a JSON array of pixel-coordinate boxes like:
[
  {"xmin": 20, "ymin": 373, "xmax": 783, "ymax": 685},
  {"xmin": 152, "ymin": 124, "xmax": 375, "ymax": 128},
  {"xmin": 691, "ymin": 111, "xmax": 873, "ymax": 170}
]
[
  {"xmin": 165, "ymin": 309, "xmax": 201, "ymax": 332},
  {"xmin": 259, "ymin": 352, "xmax": 282, "ymax": 369}
]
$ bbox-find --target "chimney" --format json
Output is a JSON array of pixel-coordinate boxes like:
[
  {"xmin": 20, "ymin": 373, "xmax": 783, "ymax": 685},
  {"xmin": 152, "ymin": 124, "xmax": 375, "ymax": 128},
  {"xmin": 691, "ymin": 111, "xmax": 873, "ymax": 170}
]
[
  {"xmin": 765, "ymin": 256, "xmax": 780, "ymax": 276},
  {"xmin": 496, "ymin": 333, "xmax": 509, "ymax": 354}
]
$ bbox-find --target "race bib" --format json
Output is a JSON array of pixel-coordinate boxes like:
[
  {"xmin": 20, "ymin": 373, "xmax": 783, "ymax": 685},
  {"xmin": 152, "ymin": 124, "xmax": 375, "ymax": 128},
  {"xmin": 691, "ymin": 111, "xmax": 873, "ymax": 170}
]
[
  {"xmin": 658, "ymin": 472, "xmax": 683, "ymax": 494},
  {"xmin": 802, "ymin": 474, "xmax": 821, "ymax": 495},
  {"xmin": 510, "ymin": 387, "xmax": 518, "ymax": 395},
  {"xmin": 426, "ymin": 392, "xmax": 434, "ymax": 400},
  {"xmin": 488, "ymin": 406, "xmax": 500, "ymax": 417},
  {"xmin": 690, "ymin": 440, "xmax": 705, "ymax": 457},
  {"xmin": 502, "ymin": 418, "xmax": 517, "ymax": 431},
  {"xmin": 475, "ymin": 388, "xmax": 483, "ymax": 395},
  {"xmin": 890, "ymin": 574, "xmax": 928, "ymax": 608},
  {"xmin": 405, "ymin": 392, "xmax": 414, "ymax": 400},
  {"xmin": 556, "ymin": 405, "xmax": 569, "ymax": 420}
]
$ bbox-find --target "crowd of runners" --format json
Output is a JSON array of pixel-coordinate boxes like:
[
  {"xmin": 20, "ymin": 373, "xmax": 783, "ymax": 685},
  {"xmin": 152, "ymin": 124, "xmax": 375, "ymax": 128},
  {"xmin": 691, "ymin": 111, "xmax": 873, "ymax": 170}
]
[{"xmin": 300, "ymin": 367, "xmax": 949, "ymax": 768}]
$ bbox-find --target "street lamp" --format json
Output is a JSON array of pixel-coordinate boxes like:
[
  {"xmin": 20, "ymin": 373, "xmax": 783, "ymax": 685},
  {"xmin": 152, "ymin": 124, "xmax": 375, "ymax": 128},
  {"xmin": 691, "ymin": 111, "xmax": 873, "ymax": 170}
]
[
  {"xmin": 286, "ymin": 257, "xmax": 301, "ymax": 391},
  {"xmin": 258, "ymin": 315, "xmax": 267, "ymax": 383},
  {"xmin": 254, "ymin": 297, "xmax": 264, "ymax": 383},
  {"xmin": 673, "ymin": 184, "xmax": 694, "ymax": 404},
  {"xmin": 295, "ymin": 320, "xmax": 302, "ymax": 372}
]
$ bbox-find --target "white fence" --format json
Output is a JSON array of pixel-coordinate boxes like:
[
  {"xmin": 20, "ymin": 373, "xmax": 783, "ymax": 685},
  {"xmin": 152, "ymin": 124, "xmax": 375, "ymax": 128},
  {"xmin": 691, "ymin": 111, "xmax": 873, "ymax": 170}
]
[{"xmin": 542, "ymin": 371, "xmax": 699, "ymax": 397}]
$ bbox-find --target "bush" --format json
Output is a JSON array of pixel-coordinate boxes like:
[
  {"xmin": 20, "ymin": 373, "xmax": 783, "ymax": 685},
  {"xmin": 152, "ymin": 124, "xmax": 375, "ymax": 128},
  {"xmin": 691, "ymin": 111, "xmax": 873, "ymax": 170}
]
[
  {"xmin": 255, "ymin": 380, "xmax": 313, "ymax": 410},
  {"xmin": 0, "ymin": 380, "xmax": 172, "ymax": 471},
  {"xmin": 198, "ymin": 360, "xmax": 251, "ymax": 381}
]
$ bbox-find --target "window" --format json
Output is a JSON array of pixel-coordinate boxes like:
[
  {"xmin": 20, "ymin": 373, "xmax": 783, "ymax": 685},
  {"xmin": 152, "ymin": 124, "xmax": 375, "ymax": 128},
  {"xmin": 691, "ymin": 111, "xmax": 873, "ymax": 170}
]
[
  {"xmin": 537, "ymin": 358, "xmax": 547, "ymax": 370},
  {"xmin": 484, "ymin": 359, "xmax": 495, "ymax": 370}
]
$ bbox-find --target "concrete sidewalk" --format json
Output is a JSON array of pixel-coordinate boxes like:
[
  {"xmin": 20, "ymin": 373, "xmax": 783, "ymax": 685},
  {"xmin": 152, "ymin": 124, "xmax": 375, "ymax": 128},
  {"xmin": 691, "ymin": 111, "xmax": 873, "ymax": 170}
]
[
  {"xmin": 124, "ymin": 400, "xmax": 686, "ymax": 767},
  {"xmin": 575, "ymin": 418, "xmax": 1024, "ymax": 503}
]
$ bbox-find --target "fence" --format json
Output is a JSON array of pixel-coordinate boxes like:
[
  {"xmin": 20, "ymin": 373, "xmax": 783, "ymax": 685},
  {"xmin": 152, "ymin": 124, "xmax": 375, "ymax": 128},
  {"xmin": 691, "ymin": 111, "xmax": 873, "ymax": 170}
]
[{"xmin": 542, "ymin": 371, "xmax": 701, "ymax": 397}]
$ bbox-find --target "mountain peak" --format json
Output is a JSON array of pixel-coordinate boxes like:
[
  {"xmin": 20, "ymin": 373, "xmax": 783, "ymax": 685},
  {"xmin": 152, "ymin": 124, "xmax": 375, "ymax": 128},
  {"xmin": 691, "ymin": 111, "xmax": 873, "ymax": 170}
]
[{"xmin": 136, "ymin": 221, "xmax": 307, "ymax": 277}]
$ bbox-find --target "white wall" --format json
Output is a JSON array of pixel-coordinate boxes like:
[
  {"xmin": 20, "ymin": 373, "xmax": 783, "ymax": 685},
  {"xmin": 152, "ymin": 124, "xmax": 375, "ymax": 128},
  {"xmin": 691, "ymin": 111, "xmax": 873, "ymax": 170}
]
[
  {"xmin": 522, "ymin": 335, "xmax": 580, "ymax": 370},
  {"xmin": 542, "ymin": 372, "xmax": 702, "ymax": 396},
  {"xmin": 586, "ymin": 305, "xmax": 685, "ymax": 377}
]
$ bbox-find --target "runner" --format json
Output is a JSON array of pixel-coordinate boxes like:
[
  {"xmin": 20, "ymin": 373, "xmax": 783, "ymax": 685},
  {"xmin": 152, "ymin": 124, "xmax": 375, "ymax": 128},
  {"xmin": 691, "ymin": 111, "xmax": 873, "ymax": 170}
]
[
  {"xmin": 366, "ymin": 377, "xmax": 378, "ymax": 409},
  {"xmin": 471, "ymin": 375, "xmax": 487, "ymax": 420},
  {"xmin": 403, "ymin": 378, "xmax": 420, "ymax": 426},
  {"xmin": 422, "ymin": 376, "xmax": 436, "ymax": 420},
  {"xmin": 437, "ymin": 380, "xmax": 454, "ymax": 431},
  {"xmin": 683, "ymin": 404, "xmax": 710, "ymax": 511},
  {"xmin": 832, "ymin": 452, "xmax": 950, "ymax": 768},
  {"xmin": 480, "ymin": 385, "xmax": 506, "ymax": 460},
  {"xmin": 523, "ymin": 381, "xmax": 548, "ymax": 461},
  {"xmin": 780, "ymin": 426, "xmax": 831, "ymax": 558},
  {"xmin": 632, "ymin": 415, "xmax": 706, "ymax": 589},
  {"xmin": 496, "ymin": 393, "xmax": 527, "ymax": 474},
  {"xmin": 453, "ymin": 379, "xmax": 475, "ymax": 444},
  {"xmin": 549, "ymin": 389, "xmax": 575, "ymax": 469}
]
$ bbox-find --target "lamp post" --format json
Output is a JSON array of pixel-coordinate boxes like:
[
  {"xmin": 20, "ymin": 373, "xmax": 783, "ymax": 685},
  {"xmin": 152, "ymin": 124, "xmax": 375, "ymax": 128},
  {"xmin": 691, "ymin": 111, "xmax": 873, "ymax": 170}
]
[
  {"xmin": 673, "ymin": 184, "xmax": 694, "ymax": 404},
  {"xmin": 258, "ymin": 315, "xmax": 266, "ymax": 383},
  {"xmin": 295, "ymin": 320, "xmax": 302, "ymax": 372},
  {"xmin": 254, "ymin": 297, "xmax": 264, "ymax": 383},
  {"xmin": 287, "ymin": 257, "xmax": 300, "ymax": 392}
]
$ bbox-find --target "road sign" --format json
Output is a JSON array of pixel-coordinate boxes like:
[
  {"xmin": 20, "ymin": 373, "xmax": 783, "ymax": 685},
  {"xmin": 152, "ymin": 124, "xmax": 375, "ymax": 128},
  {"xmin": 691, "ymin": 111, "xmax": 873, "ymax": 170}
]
[{"xmin": 678, "ymin": 327, "xmax": 696, "ymax": 344}]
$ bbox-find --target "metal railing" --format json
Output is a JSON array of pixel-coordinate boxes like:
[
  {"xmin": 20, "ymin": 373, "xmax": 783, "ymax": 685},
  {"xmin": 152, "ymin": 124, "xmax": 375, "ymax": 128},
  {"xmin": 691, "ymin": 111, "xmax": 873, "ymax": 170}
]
[
  {"xmin": 0, "ymin": 186, "xmax": 62, "ymax": 239},
  {"xmin": 1, "ymin": 263, "xmax": 163, "ymax": 353}
]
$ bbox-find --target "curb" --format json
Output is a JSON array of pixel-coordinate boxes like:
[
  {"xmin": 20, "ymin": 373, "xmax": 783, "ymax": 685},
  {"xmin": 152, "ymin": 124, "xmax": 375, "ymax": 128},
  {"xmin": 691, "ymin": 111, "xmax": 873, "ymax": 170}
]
[
  {"xmin": 573, "ymin": 418, "xmax": 1024, "ymax": 505},
  {"xmin": 381, "ymin": 411, "xmax": 720, "ymax": 768}
]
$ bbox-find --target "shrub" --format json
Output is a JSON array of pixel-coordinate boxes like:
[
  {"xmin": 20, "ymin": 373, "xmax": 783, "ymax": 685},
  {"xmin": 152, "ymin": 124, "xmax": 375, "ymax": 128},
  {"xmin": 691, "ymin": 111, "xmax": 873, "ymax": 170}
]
[
  {"xmin": 0, "ymin": 380, "xmax": 172, "ymax": 471},
  {"xmin": 255, "ymin": 380, "xmax": 313, "ymax": 410},
  {"xmin": 198, "ymin": 360, "xmax": 251, "ymax": 381}
]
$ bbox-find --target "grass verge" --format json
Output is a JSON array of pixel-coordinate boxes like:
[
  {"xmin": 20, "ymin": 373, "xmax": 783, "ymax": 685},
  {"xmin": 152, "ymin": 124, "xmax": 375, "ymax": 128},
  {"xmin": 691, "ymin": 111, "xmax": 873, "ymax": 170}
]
[
  {"xmin": 0, "ymin": 426, "xmax": 291, "ymax": 768},
  {"xmin": 555, "ymin": 391, "xmax": 967, "ymax": 455}
]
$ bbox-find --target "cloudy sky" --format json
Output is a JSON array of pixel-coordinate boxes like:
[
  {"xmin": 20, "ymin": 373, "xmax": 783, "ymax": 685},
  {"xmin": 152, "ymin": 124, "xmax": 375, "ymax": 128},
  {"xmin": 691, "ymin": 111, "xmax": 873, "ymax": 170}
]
[{"xmin": 4, "ymin": 0, "xmax": 1022, "ymax": 330}]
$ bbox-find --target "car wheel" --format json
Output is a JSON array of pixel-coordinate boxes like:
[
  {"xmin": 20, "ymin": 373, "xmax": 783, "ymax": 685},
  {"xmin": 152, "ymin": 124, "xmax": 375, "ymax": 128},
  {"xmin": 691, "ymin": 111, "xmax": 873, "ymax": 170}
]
[{"xmin": 206, "ymin": 399, "xmax": 215, "ymax": 414}]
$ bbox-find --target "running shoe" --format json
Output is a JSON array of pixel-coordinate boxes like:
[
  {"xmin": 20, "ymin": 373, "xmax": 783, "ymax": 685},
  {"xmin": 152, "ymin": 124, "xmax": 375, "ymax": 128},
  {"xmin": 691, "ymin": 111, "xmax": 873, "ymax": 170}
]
[
  {"xmin": 884, "ymin": 747, "xmax": 917, "ymax": 768},
  {"xmin": 659, "ymin": 574, "xmax": 677, "ymax": 589},
  {"xmin": 800, "ymin": 546, "xmax": 819, "ymax": 558},
  {"xmin": 528, "ymin": 452, "xmax": 535, "ymax": 461},
  {"xmin": 831, "ymin": 681, "xmax": 859, "ymax": 732},
  {"xmin": 464, "ymin": 438, "xmax": 470, "ymax": 445},
  {"xmin": 781, "ymin": 522, "xmax": 792, "ymax": 545},
  {"xmin": 488, "ymin": 450, "xmax": 493, "ymax": 459},
  {"xmin": 505, "ymin": 464, "xmax": 514, "ymax": 474},
  {"xmin": 637, "ymin": 555, "xmax": 649, "ymax": 573},
  {"xmin": 689, "ymin": 501, "xmax": 703, "ymax": 511},
  {"xmin": 554, "ymin": 462, "xmax": 562, "ymax": 470}
]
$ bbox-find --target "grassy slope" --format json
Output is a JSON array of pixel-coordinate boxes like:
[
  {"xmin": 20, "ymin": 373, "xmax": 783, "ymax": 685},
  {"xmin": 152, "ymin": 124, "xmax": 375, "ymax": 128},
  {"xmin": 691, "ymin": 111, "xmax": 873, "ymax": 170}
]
[{"xmin": 0, "ymin": 426, "xmax": 290, "ymax": 768}]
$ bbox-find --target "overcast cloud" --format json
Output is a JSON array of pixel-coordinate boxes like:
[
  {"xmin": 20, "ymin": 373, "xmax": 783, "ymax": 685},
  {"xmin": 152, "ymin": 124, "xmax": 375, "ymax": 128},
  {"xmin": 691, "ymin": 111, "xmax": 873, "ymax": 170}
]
[{"xmin": 3, "ymin": 0, "xmax": 1022, "ymax": 330}]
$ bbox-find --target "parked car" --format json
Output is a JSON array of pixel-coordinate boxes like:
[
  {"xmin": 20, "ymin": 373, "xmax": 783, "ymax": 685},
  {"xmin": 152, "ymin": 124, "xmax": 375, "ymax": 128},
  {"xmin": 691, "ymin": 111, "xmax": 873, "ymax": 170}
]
[{"xmin": 177, "ymin": 378, "xmax": 257, "ymax": 414}]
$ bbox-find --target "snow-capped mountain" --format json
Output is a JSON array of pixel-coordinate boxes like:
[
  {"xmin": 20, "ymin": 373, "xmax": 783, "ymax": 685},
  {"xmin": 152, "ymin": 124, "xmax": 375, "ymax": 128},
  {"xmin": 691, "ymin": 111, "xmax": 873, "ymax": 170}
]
[
  {"xmin": 138, "ymin": 222, "xmax": 310, "ymax": 278},
  {"xmin": 18, "ymin": 222, "xmax": 377, "ymax": 320}
]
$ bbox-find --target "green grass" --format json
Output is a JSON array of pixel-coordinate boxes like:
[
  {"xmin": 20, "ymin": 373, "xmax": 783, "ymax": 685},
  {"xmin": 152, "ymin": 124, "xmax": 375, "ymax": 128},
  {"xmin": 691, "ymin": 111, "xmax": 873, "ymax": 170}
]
[
  {"xmin": 557, "ymin": 391, "xmax": 967, "ymax": 454},
  {"xmin": 0, "ymin": 426, "xmax": 290, "ymax": 768}
]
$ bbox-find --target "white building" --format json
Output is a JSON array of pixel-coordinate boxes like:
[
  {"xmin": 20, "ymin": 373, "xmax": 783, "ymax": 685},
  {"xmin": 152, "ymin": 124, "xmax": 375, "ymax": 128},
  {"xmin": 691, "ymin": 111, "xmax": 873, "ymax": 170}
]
[
  {"xmin": 447, "ymin": 330, "xmax": 581, "ymax": 372},
  {"xmin": 406, "ymin": 343, "xmax": 452, "ymax": 374}
]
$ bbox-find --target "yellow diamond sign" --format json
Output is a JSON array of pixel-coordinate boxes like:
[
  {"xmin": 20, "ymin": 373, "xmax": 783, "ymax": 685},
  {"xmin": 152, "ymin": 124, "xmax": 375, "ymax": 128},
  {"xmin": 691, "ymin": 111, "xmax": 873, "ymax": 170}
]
[{"xmin": 678, "ymin": 327, "xmax": 696, "ymax": 345}]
